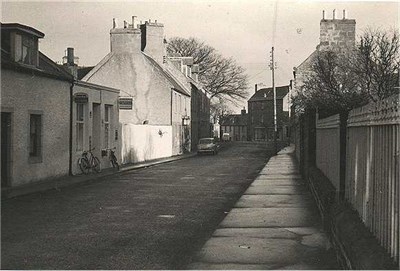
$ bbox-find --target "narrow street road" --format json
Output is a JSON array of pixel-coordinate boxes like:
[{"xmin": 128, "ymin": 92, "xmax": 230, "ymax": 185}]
[{"xmin": 1, "ymin": 142, "xmax": 273, "ymax": 270}]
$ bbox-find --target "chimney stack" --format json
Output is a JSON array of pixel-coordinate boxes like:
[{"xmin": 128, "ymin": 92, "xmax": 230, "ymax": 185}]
[
  {"xmin": 255, "ymin": 84, "xmax": 258, "ymax": 93},
  {"xmin": 322, "ymin": 10, "xmax": 325, "ymax": 20},
  {"xmin": 140, "ymin": 19, "xmax": 165, "ymax": 63},
  {"xmin": 319, "ymin": 10, "xmax": 356, "ymax": 50},
  {"xmin": 110, "ymin": 17, "xmax": 141, "ymax": 53}
]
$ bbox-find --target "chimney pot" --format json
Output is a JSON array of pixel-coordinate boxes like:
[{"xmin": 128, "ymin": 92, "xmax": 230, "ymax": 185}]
[
  {"xmin": 343, "ymin": 9, "xmax": 346, "ymax": 19},
  {"xmin": 132, "ymin": 16, "xmax": 137, "ymax": 28},
  {"xmin": 255, "ymin": 84, "xmax": 258, "ymax": 93},
  {"xmin": 113, "ymin": 18, "xmax": 117, "ymax": 28},
  {"xmin": 155, "ymin": 19, "xmax": 157, "ymax": 24},
  {"xmin": 322, "ymin": 10, "xmax": 325, "ymax": 20},
  {"xmin": 333, "ymin": 9, "xmax": 336, "ymax": 20},
  {"xmin": 67, "ymin": 47, "xmax": 74, "ymax": 65},
  {"xmin": 124, "ymin": 20, "xmax": 128, "ymax": 28}
]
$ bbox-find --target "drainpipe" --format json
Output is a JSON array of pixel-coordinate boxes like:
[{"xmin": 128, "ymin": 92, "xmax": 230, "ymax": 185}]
[
  {"xmin": 69, "ymin": 81, "xmax": 74, "ymax": 176},
  {"xmin": 170, "ymin": 89, "xmax": 173, "ymax": 125}
]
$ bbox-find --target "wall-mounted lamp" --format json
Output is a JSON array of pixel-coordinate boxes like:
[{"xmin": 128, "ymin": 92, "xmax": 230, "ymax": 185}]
[{"xmin": 182, "ymin": 115, "xmax": 190, "ymax": 126}]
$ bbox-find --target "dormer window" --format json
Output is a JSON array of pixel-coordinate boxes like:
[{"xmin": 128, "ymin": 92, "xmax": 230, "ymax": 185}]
[
  {"xmin": 1, "ymin": 23, "xmax": 44, "ymax": 67},
  {"xmin": 16, "ymin": 33, "xmax": 37, "ymax": 65}
]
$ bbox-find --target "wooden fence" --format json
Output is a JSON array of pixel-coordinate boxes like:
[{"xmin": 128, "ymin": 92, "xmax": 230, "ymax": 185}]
[
  {"xmin": 346, "ymin": 94, "xmax": 399, "ymax": 265},
  {"xmin": 315, "ymin": 94, "xmax": 400, "ymax": 265},
  {"xmin": 316, "ymin": 114, "xmax": 341, "ymax": 191}
]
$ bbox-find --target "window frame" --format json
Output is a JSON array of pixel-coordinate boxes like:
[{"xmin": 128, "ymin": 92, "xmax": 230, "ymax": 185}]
[
  {"xmin": 15, "ymin": 33, "xmax": 37, "ymax": 66},
  {"xmin": 104, "ymin": 105, "xmax": 112, "ymax": 149},
  {"xmin": 76, "ymin": 103, "xmax": 85, "ymax": 151},
  {"xmin": 28, "ymin": 111, "xmax": 43, "ymax": 164}
]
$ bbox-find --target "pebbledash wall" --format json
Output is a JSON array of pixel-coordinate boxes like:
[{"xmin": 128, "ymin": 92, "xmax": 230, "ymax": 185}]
[
  {"xmin": 71, "ymin": 81, "xmax": 120, "ymax": 175},
  {"xmin": 1, "ymin": 69, "xmax": 70, "ymax": 186},
  {"xmin": 83, "ymin": 19, "xmax": 191, "ymax": 164}
]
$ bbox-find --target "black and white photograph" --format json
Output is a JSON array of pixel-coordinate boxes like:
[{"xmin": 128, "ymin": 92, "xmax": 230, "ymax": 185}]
[{"xmin": 1, "ymin": 0, "xmax": 399, "ymax": 269}]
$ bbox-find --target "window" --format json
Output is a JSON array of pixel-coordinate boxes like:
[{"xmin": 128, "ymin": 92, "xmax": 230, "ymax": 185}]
[
  {"xmin": 175, "ymin": 93, "xmax": 178, "ymax": 113},
  {"xmin": 179, "ymin": 95, "xmax": 182, "ymax": 113},
  {"xmin": 76, "ymin": 103, "xmax": 85, "ymax": 151},
  {"xmin": 16, "ymin": 34, "xmax": 36, "ymax": 65},
  {"xmin": 29, "ymin": 114, "xmax": 42, "ymax": 158},
  {"xmin": 104, "ymin": 105, "xmax": 112, "ymax": 148}
]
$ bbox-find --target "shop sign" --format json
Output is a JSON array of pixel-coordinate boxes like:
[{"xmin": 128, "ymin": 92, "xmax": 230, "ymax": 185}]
[
  {"xmin": 119, "ymin": 97, "xmax": 133, "ymax": 110},
  {"xmin": 74, "ymin": 93, "xmax": 88, "ymax": 104}
]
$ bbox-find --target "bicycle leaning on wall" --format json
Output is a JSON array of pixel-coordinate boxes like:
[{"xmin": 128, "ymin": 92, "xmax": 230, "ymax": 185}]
[
  {"xmin": 104, "ymin": 147, "xmax": 119, "ymax": 170},
  {"xmin": 78, "ymin": 148, "xmax": 101, "ymax": 174}
]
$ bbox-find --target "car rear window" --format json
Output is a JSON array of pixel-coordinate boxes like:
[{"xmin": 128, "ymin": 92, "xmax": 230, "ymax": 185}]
[{"xmin": 199, "ymin": 139, "xmax": 213, "ymax": 144}]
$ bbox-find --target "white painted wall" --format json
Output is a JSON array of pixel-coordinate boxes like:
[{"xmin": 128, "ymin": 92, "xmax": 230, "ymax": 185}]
[{"xmin": 121, "ymin": 124, "xmax": 173, "ymax": 164}]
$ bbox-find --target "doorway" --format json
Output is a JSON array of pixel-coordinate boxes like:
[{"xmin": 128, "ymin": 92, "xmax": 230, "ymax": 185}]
[
  {"xmin": 92, "ymin": 103, "xmax": 101, "ymax": 153},
  {"xmin": 1, "ymin": 112, "xmax": 12, "ymax": 187}
]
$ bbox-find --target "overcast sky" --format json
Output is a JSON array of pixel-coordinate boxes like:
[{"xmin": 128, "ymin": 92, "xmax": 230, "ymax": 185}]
[{"xmin": 2, "ymin": 0, "xmax": 399, "ymax": 108}]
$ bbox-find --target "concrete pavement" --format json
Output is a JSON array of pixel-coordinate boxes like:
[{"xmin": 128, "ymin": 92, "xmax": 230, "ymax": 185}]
[{"xmin": 188, "ymin": 145, "xmax": 339, "ymax": 269}]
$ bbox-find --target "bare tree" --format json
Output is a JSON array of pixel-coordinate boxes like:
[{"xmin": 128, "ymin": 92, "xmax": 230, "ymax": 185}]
[
  {"xmin": 293, "ymin": 49, "xmax": 368, "ymax": 116},
  {"xmin": 293, "ymin": 28, "xmax": 399, "ymax": 116},
  {"xmin": 167, "ymin": 37, "xmax": 249, "ymax": 102},
  {"xmin": 353, "ymin": 28, "xmax": 400, "ymax": 101},
  {"xmin": 209, "ymin": 98, "xmax": 235, "ymax": 124}
]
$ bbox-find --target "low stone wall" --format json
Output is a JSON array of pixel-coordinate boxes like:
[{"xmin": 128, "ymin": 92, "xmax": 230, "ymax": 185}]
[{"xmin": 306, "ymin": 166, "xmax": 397, "ymax": 270}]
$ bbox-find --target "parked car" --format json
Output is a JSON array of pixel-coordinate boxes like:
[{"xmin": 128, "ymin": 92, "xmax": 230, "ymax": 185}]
[
  {"xmin": 222, "ymin": 133, "xmax": 230, "ymax": 141},
  {"xmin": 197, "ymin": 138, "xmax": 220, "ymax": 155}
]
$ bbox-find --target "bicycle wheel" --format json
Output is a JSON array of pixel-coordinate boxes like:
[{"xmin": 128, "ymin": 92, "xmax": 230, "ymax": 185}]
[
  {"xmin": 78, "ymin": 157, "xmax": 90, "ymax": 175},
  {"xmin": 111, "ymin": 157, "xmax": 120, "ymax": 170},
  {"xmin": 92, "ymin": 157, "xmax": 101, "ymax": 173}
]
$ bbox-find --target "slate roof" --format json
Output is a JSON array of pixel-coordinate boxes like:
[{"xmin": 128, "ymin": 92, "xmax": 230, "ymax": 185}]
[
  {"xmin": 142, "ymin": 53, "xmax": 191, "ymax": 96},
  {"xmin": 248, "ymin": 85, "xmax": 289, "ymax": 102},
  {"xmin": 1, "ymin": 23, "xmax": 72, "ymax": 81},
  {"xmin": 1, "ymin": 49, "xmax": 73, "ymax": 81},
  {"xmin": 77, "ymin": 66, "xmax": 95, "ymax": 80}
]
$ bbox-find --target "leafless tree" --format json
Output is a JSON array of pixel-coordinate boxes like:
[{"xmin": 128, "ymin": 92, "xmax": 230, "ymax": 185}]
[
  {"xmin": 293, "ymin": 49, "xmax": 368, "ymax": 116},
  {"xmin": 210, "ymin": 98, "xmax": 235, "ymax": 124},
  {"xmin": 167, "ymin": 37, "xmax": 249, "ymax": 102},
  {"xmin": 353, "ymin": 28, "xmax": 400, "ymax": 101},
  {"xmin": 293, "ymin": 28, "xmax": 399, "ymax": 116}
]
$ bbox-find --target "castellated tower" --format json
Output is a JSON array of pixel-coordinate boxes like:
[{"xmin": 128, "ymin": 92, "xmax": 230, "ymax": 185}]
[{"xmin": 319, "ymin": 10, "xmax": 356, "ymax": 51}]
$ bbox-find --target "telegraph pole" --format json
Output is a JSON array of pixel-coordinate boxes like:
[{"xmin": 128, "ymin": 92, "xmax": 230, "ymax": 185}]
[{"xmin": 269, "ymin": 47, "xmax": 277, "ymax": 154}]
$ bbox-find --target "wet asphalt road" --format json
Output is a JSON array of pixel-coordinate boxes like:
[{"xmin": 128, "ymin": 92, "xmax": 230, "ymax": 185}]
[{"xmin": 1, "ymin": 142, "xmax": 273, "ymax": 270}]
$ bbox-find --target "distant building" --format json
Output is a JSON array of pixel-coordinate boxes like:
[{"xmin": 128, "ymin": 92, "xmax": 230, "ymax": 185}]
[
  {"xmin": 168, "ymin": 57, "xmax": 211, "ymax": 150},
  {"xmin": 1, "ymin": 23, "xmax": 73, "ymax": 187},
  {"xmin": 248, "ymin": 85, "xmax": 290, "ymax": 142},
  {"xmin": 82, "ymin": 18, "xmax": 196, "ymax": 163},
  {"xmin": 219, "ymin": 108, "xmax": 248, "ymax": 141}
]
